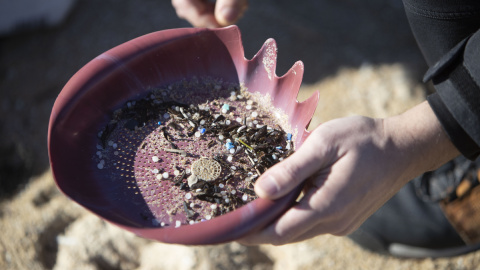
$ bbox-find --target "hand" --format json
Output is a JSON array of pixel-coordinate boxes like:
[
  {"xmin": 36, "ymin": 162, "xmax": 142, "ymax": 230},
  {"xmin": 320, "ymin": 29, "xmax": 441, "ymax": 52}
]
[
  {"xmin": 172, "ymin": 0, "xmax": 248, "ymax": 28},
  {"xmin": 239, "ymin": 101, "xmax": 459, "ymax": 245}
]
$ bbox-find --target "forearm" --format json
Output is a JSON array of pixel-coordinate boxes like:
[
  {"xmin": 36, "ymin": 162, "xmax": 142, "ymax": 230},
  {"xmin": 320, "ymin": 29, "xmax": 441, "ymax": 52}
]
[{"xmin": 383, "ymin": 101, "xmax": 460, "ymax": 183}]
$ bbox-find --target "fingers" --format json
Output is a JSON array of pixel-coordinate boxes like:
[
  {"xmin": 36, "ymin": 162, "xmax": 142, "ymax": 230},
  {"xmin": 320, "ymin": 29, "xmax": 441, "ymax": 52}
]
[
  {"xmin": 254, "ymin": 129, "xmax": 335, "ymax": 200},
  {"xmin": 171, "ymin": 0, "xmax": 220, "ymax": 28},
  {"xmin": 172, "ymin": 0, "xmax": 247, "ymax": 27},
  {"xmin": 240, "ymin": 184, "xmax": 335, "ymax": 245},
  {"xmin": 214, "ymin": 0, "xmax": 248, "ymax": 26}
]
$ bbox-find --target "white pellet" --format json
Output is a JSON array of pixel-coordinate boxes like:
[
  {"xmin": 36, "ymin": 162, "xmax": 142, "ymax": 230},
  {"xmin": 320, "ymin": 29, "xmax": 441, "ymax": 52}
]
[
  {"xmin": 162, "ymin": 172, "xmax": 169, "ymax": 179},
  {"xmin": 242, "ymin": 194, "xmax": 248, "ymax": 201},
  {"xmin": 152, "ymin": 156, "xmax": 159, "ymax": 162},
  {"xmin": 185, "ymin": 193, "xmax": 192, "ymax": 200},
  {"xmin": 175, "ymin": 220, "xmax": 181, "ymax": 228}
]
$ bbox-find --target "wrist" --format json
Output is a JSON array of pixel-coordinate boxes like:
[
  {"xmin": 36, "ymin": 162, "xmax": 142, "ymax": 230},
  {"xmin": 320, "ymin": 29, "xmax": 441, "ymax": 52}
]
[{"xmin": 382, "ymin": 101, "xmax": 460, "ymax": 182}]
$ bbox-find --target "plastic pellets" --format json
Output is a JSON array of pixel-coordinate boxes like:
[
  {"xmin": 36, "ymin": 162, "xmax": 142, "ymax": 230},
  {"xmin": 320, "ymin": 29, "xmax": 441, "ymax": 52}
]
[
  {"xmin": 225, "ymin": 120, "xmax": 231, "ymax": 125},
  {"xmin": 219, "ymin": 183, "xmax": 225, "ymax": 188},
  {"xmin": 152, "ymin": 156, "xmax": 159, "ymax": 162},
  {"xmin": 163, "ymin": 113, "xmax": 170, "ymax": 119},
  {"xmin": 236, "ymin": 117, "xmax": 242, "ymax": 123},
  {"xmin": 246, "ymin": 104, "xmax": 252, "ymax": 110},
  {"xmin": 97, "ymin": 161, "xmax": 104, "ymax": 169},
  {"xmin": 185, "ymin": 193, "xmax": 192, "ymax": 200},
  {"xmin": 152, "ymin": 168, "xmax": 159, "ymax": 174},
  {"xmin": 210, "ymin": 204, "xmax": 217, "ymax": 210},
  {"xmin": 272, "ymin": 154, "xmax": 277, "ymax": 160},
  {"xmin": 194, "ymin": 131, "xmax": 201, "ymax": 137},
  {"xmin": 231, "ymin": 190, "xmax": 236, "ymax": 195},
  {"xmin": 199, "ymin": 128, "xmax": 206, "ymax": 134},
  {"xmin": 218, "ymin": 134, "xmax": 225, "ymax": 141},
  {"xmin": 242, "ymin": 194, "xmax": 248, "ymax": 201},
  {"xmin": 174, "ymin": 170, "xmax": 180, "ymax": 176},
  {"xmin": 227, "ymin": 155, "xmax": 233, "ymax": 162},
  {"xmin": 251, "ymin": 111, "xmax": 258, "ymax": 118},
  {"xmin": 156, "ymin": 174, "xmax": 162, "ymax": 180},
  {"xmin": 175, "ymin": 220, "xmax": 181, "ymax": 228},
  {"xmin": 221, "ymin": 104, "xmax": 230, "ymax": 113},
  {"xmin": 229, "ymin": 148, "xmax": 235, "ymax": 154},
  {"xmin": 200, "ymin": 119, "xmax": 206, "ymax": 125},
  {"xmin": 162, "ymin": 172, "xmax": 169, "ymax": 179},
  {"xmin": 246, "ymin": 100, "xmax": 254, "ymax": 105},
  {"xmin": 225, "ymin": 198, "xmax": 230, "ymax": 204}
]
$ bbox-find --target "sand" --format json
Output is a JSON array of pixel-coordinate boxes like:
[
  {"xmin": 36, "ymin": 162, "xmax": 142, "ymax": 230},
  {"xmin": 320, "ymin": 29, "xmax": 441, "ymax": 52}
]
[{"xmin": 2, "ymin": 0, "xmax": 480, "ymax": 269}]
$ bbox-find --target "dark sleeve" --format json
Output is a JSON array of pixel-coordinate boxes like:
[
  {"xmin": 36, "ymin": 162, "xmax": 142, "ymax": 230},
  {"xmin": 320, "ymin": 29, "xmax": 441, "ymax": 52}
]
[{"xmin": 403, "ymin": 0, "xmax": 480, "ymax": 160}]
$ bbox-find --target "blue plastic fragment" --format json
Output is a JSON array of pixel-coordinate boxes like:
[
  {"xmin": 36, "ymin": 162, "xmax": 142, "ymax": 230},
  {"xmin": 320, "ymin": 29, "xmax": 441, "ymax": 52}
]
[
  {"xmin": 222, "ymin": 104, "xmax": 230, "ymax": 111},
  {"xmin": 200, "ymin": 128, "xmax": 206, "ymax": 134},
  {"xmin": 225, "ymin": 142, "xmax": 235, "ymax": 150},
  {"xmin": 287, "ymin": 133, "xmax": 292, "ymax": 141},
  {"xmin": 157, "ymin": 121, "xmax": 162, "ymax": 125}
]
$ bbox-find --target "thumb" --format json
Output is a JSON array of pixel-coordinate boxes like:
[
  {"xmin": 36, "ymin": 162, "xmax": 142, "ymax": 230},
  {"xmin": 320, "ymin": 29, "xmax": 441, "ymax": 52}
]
[
  {"xmin": 214, "ymin": 0, "xmax": 248, "ymax": 26},
  {"xmin": 254, "ymin": 140, "xmax": 325, "ymax": 200}
]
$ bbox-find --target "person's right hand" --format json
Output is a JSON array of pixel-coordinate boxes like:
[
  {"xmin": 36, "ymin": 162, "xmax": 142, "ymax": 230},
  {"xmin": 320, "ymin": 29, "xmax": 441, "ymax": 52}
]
[
  {"xmin": 172, "ymin": 0, "xmax": 248, "ymax": 28},
  {"xmin": 239, "ymin": 101, "xmax": 460, "ymax": 245}
]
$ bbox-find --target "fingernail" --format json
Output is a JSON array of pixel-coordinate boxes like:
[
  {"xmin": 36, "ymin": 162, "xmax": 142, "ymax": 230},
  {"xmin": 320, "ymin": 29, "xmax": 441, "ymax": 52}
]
[
  {"xmin": 219, "ymin": 6, "xmax": 239, "ymax": 24},
  {"xmin": 256, "ymin": 174, "xmax": 279, "ymax": 197}
]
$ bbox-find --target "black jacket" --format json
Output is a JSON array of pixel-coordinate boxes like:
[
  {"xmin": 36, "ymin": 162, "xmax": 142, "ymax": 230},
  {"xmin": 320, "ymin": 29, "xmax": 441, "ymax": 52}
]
[{"xmin": 404, "ymin": 0, "xmax": 480, "ymax": 159}]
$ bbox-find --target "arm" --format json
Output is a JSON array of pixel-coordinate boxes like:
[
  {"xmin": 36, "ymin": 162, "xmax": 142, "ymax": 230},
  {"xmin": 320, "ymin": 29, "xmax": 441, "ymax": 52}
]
[
  {"xmin": 403, "ymin": 0, "xmax": 480, "ymax": 159},
  {"xmin": 240, "ymin": 101, "xmax": 459, "ymax": 245}
]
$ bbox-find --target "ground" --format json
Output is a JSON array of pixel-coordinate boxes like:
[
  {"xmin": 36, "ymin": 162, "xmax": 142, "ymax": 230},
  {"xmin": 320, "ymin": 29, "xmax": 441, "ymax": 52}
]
[{"xmin": 1, "ymin": 0, "xmax": 480, "ymax": 269}]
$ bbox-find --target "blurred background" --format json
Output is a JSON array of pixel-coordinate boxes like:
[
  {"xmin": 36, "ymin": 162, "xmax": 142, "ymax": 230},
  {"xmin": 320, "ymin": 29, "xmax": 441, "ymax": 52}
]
[{"xmin": 1, "ymin": 0, "xmax": 479, "ymax": 269}]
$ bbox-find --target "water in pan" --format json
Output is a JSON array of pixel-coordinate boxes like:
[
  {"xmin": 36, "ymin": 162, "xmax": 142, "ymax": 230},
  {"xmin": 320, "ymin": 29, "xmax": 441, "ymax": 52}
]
[{"xmin": 93, "ymin": 77, "xmax": 294, "ymax": 228}]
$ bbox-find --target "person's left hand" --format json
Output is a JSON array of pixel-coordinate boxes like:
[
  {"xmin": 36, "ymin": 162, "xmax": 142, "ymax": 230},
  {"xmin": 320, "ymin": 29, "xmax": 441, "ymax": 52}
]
[{"xmin": 172, "ymin": 0, "xmax": 248, "ymax": 28}]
